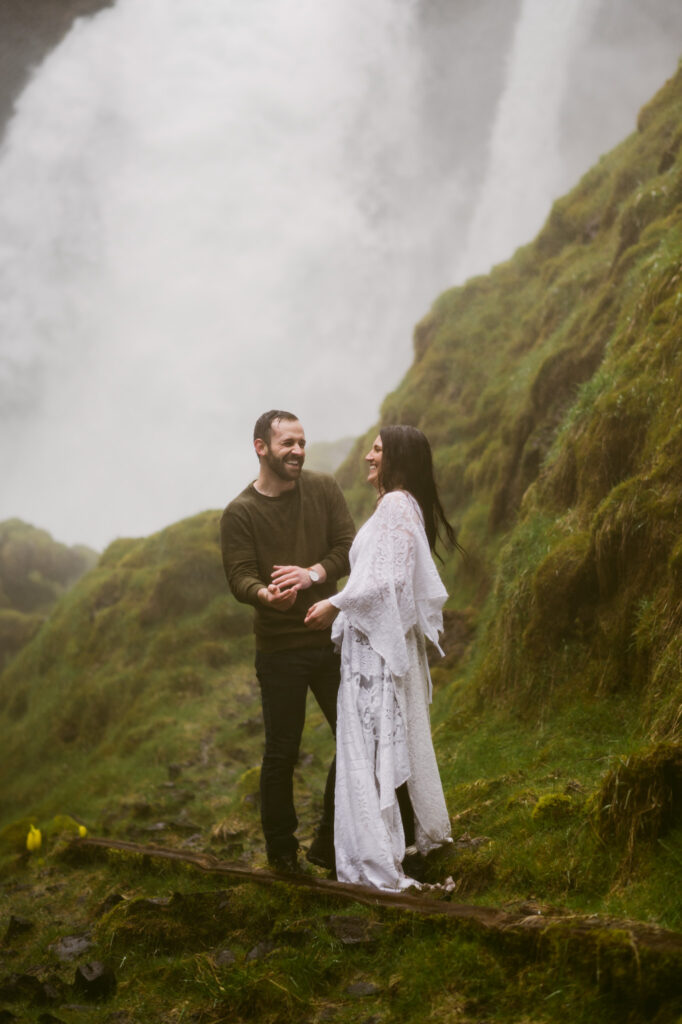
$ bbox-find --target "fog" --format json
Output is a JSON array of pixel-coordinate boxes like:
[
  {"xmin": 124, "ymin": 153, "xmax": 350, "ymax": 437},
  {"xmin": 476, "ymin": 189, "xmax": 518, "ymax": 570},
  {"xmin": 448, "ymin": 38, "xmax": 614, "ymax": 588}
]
[{"xmin": 0, "ymin": 0, "xmax": 680, "ymax": 549}]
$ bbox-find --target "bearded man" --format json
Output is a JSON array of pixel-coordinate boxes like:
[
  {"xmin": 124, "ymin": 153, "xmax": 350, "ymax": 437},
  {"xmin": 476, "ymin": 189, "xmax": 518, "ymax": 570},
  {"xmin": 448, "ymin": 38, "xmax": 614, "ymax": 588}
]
[{"xmin": 220, "ymin": 409, "xmax": 355, "ymax": 873}]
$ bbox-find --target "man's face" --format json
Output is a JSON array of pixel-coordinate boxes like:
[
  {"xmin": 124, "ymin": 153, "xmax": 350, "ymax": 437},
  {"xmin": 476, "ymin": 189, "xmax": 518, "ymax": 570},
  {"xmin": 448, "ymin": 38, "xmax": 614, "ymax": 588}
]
[{"xmin": 257, "ymin": 418, "xmax": 306, "ymax": 482}]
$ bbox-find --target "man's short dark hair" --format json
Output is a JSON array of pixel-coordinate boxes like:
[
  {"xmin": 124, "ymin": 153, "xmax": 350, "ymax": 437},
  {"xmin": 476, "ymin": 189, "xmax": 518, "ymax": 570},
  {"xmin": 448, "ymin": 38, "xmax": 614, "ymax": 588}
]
[{"xmin": 253, "ymin": 409, "xmax": 299, "ymax": 445}]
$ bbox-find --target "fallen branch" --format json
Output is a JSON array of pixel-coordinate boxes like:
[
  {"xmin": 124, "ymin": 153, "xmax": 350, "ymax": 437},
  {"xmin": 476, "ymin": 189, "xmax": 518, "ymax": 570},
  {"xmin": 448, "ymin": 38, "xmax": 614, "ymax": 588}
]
[{"xmin": 67, "ymin": 836, "xmax": 682, "ymax": 961}]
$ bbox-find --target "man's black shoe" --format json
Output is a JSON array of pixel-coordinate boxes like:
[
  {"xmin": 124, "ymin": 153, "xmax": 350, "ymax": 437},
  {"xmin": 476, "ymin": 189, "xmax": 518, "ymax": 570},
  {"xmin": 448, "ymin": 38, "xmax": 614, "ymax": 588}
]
[
  {"xmin": 268, "ymin": 853, "xmax": 301, "ymax": 874},
  {"xmin": 306, "ymin": 833, "xmax": 336, "ymax": 872}
]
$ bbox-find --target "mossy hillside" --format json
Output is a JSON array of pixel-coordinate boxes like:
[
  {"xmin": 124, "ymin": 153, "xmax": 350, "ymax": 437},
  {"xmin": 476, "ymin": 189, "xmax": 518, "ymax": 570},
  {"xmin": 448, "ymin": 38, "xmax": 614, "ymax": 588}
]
[
  {"xmin": 0, "ymin": 512, "xmax": 276, "ymax": 843},
  {"xmin": 0, "ymin": 518, "xmax": 97, "ymax": 672},
  {"xmin": 2, "ymin": 843, "xmax": 681, "ymax": 1024},
  {"xmin": 2, "ymin": 66, "xmax": 682, "ymax": 1024},
  {"xmin": 337, "ymin": 59, "xmax": 682, "ymax": 814}
]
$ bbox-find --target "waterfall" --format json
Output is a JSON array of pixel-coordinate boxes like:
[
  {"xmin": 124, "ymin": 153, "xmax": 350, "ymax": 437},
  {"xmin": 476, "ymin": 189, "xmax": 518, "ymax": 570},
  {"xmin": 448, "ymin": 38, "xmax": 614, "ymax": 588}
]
[
  {"xmin": 0, "ymin": 0, "xmax": 467, "ymax": 547},
  {"xmin": 455, "ymin": 0, "xmax": 597, "ymax": 281},
  {"xmin": 1, "ymin": 0, "xmax": 680, "ymax": 548}
]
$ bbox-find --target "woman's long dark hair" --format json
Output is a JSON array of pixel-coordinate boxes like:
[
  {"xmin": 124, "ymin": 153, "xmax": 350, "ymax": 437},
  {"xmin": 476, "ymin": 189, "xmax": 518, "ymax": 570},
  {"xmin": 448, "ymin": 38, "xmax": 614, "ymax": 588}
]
[{"xmin": 378, "ymin": 425, "xmax": 462, "ymax": 558}]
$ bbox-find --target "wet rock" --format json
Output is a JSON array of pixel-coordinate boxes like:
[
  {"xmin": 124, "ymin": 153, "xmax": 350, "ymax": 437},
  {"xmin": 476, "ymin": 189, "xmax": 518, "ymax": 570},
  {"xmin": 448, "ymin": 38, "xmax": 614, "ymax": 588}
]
[
  {"xmin": 95, "ymin": 893, "xmax": 125, "ymax": 917},
  {"xmin": 3, "ymin": 915, "xmax": 34, "ymax": 942},
  {"xmin": 179, "ymin": 833, "xmax": 205, "ymax": 849},
  {"xmin": 39, "ymin": 976, "xmax": 66, "ymax": 1005},
  {"xmin": 346, "ymin": 980, "xmax": 381, "ymax": 997},
  {"xmin": 453, "ymin": 832, "xmax": 490, "ymax": 849},
  {"xmin": 275, "ymin": 924, "xmax": 315, "ymax": 947},
  {"xmin": 242, "ymin": 716, "xmax": 262, "ymax": 736},
  {"xmin": 245, "ymin": 939, "xmax": 277, "ymax": 961},
  {"xmin": 213, "ymin": 948, "xmax": 236, "ymax": 966},
  {"xmin": 0, "ymin": 970, "xmax": 64, "ymax": 1006},
  {"xmin": 73, "ymin": 961, "xmax": 117, "ymax": 1000},
  {"xmin": 0, "ymin": 972, "xmax": 44, "ymax": 1002},
  {"xmin": 326, "ymin": 916, "xmax": 385, "ymax": 945},
  {"xmin": 50, "ymin": 934, "xmax": 93, "ymax": 961},
  {"xmin": 131, "ymin": 800, "xmax": 152, "ymax": 819}
]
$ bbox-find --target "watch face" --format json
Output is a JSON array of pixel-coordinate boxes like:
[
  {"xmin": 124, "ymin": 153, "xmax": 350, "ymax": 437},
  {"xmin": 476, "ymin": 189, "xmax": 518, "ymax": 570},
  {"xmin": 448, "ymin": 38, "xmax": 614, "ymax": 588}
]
[{"xmin": 309, "ymin": 569, "xmax": 320, "ymax": 583}]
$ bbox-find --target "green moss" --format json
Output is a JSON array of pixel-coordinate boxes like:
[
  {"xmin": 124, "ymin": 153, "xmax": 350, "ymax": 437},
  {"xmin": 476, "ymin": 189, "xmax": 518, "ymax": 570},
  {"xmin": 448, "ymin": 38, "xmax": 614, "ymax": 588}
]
[
  {"xmin": 593, "ymin": 743, "xmax": 682, "ymax": 856},
  {"xmin": 532, "ymin": 792, "xmax": 574, "ymax": 822}
]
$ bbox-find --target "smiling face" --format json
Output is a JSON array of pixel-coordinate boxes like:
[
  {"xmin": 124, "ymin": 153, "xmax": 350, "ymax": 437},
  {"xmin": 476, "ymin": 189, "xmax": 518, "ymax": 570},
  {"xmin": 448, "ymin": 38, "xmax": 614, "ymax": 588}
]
[
  {"xmin": 255, "ymin": 417, "xmax": 306, "ymax": 484},
  {"xmin": 365, "ymin": 434, "xmax": 383, "ymax": 491}
]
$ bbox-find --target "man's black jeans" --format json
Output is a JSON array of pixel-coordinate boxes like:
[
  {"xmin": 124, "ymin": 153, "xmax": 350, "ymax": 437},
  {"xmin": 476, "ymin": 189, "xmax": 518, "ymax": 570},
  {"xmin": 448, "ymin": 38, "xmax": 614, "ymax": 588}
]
[{"xmin": 255, "ymin": 645, "xmax": 340, "ymax": 862}]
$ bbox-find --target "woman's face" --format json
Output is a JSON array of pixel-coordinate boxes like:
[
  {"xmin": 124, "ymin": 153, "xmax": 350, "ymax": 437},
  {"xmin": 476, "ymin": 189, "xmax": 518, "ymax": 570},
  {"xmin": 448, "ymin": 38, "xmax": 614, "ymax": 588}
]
[{"xmin": 365, "ymin": 435, "xmax": 383, "ymax": 491}]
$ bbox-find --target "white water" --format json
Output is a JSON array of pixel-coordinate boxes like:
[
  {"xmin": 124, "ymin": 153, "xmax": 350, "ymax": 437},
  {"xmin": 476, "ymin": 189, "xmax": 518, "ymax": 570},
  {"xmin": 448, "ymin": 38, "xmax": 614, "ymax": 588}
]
[
  {"xmin": 456, "ymin": 0, "xmax": 596, "ymax": 281},
  {"xmin": 1, "ymin": 0, "xmax": 681, "ymax": 548},
  {"xmin": 0, "ymin": 0, "xmax": 465, "ymax": 547}
]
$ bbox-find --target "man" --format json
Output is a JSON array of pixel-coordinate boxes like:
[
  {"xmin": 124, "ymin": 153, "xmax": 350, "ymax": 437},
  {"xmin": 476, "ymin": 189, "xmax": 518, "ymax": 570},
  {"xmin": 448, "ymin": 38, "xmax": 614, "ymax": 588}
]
[{"xmin": 220, "ymin": 409, "xmax": 355, "ymax": 873}]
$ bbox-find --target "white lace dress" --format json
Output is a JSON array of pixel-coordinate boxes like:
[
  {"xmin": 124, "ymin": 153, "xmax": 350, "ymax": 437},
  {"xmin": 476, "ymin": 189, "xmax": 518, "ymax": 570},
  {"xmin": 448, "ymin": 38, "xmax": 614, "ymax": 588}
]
[{"xmin": 328, "ymin": 490, "xmax": 452, "ymax": 891}]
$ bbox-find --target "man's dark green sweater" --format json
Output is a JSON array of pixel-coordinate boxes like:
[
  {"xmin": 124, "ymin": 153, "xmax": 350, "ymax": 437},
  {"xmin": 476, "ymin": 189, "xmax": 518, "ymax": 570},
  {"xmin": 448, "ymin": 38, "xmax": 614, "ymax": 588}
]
[{"xmin": 220, "ymin": 471, "xmax": 355, "ymax": 651}]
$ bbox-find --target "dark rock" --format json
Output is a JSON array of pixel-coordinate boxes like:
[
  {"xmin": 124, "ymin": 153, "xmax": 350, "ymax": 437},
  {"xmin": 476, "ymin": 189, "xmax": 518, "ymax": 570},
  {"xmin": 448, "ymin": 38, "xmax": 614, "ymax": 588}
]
[
  {"xmin": 326, "ymin": 916, "xmax": 385, "ymax": 945},
  {"xmin": 131, "ymin": 800, "xmax": 152, "ymax": 819},
  {"xmin": 453, "ymin": 833, "xmax": 490, "ymax": 850},
  {"xmin": 0, "ymin": 972, "xmax": 44, "ymax": 1002},
  {"xmin": 179, "ymin": 833, "xmax": 204, "ymax": 850},
  {"xmin": 95, "ymin": 893, "xmax": 125, "ymax": 917},
  {"xmin": 346, "ymin": 980, "xmax": 381, "ymax": 997},
  {"xmin": 73, "ymin": 962, "xmax": 117, "ymax": 1000},
  {"xmin": 38, "ymin": 976, "xmax": 66, "ymax": 1005},
  {"xmin": 245, "ymin": 940, "xmax": 277, "ymax": 962},
  {"xmin": 3, "ymin": 915, "xmax": 34, "ymax": 942},
  {"xmin": 213, "ymin": 948, "xmax": 236, "ymax": 966},
  {"xmin": 241, "ymin": 715, "xmax": 262, "ymax": 736},
  {"xmin": 275, "ymin": 925, "xmax": 315, "ymax": 947},
  {"xmin": 50, "ymin": 934, "xmax": 93, "ymax": 961}
]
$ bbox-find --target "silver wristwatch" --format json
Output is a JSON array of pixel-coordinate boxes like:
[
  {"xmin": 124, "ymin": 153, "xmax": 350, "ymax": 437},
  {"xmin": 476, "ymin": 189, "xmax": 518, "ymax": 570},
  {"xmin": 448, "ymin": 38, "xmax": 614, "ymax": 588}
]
[{"xmin": 308, "ymin": 568, "xmax": 321, "ymax": 584}]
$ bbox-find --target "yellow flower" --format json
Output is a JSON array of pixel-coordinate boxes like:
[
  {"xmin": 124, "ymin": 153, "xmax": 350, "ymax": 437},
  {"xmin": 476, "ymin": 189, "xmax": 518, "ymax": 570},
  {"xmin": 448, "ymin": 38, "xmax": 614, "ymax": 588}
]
[
  {"xmin": 26, "ymin": 824, "xmax": 42, "ymax": 852},
  {"xmin": 78, "ymin": 825, "xmax": 88, "ymax": 838}
]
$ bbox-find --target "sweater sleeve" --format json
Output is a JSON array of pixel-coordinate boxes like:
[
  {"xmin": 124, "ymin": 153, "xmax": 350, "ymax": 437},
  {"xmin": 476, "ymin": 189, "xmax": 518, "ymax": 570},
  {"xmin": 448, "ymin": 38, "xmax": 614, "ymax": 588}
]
[
  {"xmin": 318, "ymin": 477, "xmax": 355, "ymax": 583},
  {"xmin": 329, "ymin": 491, "xmax": 446, "ymax": 677},
  {"xmin": 220, "ymin": 504, "xmax": 265, "ymax": 608}
]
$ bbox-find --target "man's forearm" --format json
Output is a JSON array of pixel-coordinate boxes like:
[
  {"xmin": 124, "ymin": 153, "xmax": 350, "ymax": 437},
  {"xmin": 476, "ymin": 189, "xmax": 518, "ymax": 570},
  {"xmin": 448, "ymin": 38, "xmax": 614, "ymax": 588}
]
[{"xmin": 228, "ymin": 574, "xmax": 266, "ymax": 607}]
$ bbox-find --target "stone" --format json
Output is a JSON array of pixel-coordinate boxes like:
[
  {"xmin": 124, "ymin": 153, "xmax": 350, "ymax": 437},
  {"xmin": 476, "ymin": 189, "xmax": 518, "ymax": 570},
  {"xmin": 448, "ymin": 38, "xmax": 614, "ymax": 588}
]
[
  {"xmin": 3, "ymin": 915, "xmax": 34, "ymax": 942},
  {"xmin": 213, "ymin": 948, "xmax": 236, "ymax": 966},
  {"xmin": 346, "ymin": 980, "xmax": 381, "ymax": 997},
  {"xmin": 0, "ymin": 972, "xmax": 44, "ymax": 1002},
  {"xmin": 73, "ymin": 961, "xmax": 117, "ymax": 1000},
  {"xmin": 245, "ymin": 939, "xmax": 277, "ymax": 962},
  {"xmin": 95, "ymin": 893, "xmax": 125, "ymax": 917},
  {"xmin": 50, "ymin": 934, "xmax": 93, "ymax": 961},
  {"xmin": 326, "ymin": 916, "xmax": 384, "ymax": 945}
]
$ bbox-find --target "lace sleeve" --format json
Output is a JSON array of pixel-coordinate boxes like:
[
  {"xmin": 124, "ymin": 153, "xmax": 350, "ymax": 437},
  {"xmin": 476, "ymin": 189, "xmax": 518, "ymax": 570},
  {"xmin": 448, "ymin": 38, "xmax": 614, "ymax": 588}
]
[{"xmin": 329, "ymin": 491, "xmax": 447, "ymax": 677}]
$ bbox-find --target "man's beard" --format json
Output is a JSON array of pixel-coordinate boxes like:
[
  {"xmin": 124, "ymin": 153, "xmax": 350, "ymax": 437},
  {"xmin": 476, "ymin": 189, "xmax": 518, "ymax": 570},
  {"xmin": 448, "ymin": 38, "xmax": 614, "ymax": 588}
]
[{"xmin": 264, "ymin": 450, "xmax": 303, "ymax": 481}]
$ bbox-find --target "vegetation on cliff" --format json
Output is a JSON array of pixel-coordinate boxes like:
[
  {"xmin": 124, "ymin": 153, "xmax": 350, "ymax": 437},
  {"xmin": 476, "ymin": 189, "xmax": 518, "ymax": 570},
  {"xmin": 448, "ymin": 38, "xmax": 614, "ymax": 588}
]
[{"xmin": 0, "ymin": 518, "xmax": 97, "ymax": 672}]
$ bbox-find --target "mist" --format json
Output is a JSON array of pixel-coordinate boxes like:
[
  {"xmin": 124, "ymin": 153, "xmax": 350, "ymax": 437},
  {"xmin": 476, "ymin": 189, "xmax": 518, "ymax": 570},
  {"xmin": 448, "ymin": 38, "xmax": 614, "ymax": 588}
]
[{"xmin": 0, "ymin": 0, "xmax": 680, "ymax": 549}]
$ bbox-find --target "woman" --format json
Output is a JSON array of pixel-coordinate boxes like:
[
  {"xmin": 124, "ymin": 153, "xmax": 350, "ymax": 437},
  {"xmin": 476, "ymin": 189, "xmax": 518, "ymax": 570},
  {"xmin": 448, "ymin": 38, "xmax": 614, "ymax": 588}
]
[{"xmin": 305, "ymin": 425, "xmax": 458, "ymax": 891}]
